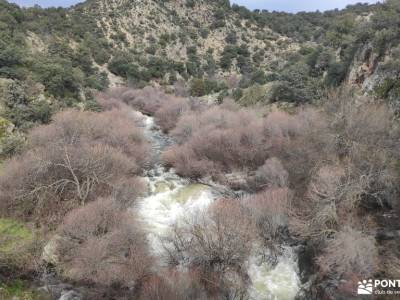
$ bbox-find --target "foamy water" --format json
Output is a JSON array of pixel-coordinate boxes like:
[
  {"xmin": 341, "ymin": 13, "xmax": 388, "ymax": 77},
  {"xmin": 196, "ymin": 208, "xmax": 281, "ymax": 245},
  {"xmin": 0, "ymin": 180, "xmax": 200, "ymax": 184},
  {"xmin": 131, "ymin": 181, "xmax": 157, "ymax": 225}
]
[
  {"xmin": 138, "ymin": 169, "xmax": 214, "ymax": 258},
  {"xmin": 248, "ymin": 247, "xmax": 300, "ymax": 300},
  {"xmin": 136, "ymin": 113, "xmax": 301, "ymax": 299}
]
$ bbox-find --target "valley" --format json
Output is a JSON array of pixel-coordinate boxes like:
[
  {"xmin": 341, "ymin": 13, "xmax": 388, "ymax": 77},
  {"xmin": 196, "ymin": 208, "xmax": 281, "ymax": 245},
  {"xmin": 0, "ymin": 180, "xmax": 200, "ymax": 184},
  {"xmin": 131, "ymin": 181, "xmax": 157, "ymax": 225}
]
[{"xmin": 1, "ymin": 0, "xmax": 400, "ymax": 299}]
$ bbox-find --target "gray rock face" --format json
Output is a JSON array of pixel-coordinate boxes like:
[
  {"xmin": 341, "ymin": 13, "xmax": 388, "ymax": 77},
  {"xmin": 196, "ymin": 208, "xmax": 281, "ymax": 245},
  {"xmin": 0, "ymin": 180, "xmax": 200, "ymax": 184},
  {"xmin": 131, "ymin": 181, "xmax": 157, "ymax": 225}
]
[
  {"xmin": 348, "ymin": 43, "xmax": 380, "ymax": 89},
  {"xmin": 347, "ymin": 42, "xmax": 399, "ymax": 101}
]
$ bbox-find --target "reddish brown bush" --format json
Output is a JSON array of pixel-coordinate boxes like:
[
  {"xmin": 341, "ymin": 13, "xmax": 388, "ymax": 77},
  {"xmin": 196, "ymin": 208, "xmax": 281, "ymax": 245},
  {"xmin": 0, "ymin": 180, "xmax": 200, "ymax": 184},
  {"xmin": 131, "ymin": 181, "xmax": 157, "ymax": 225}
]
[
  {"xmin": 244, "ymin": 188, "xmax": 292, "ymax": 247},
  {"xmin": 120, "ymin": 86, "xmax": 166, "ymax": 115},
  {"xmin": 29, "ymin": 109, "xmax": 149, "ymax": 163},
  {"xmin": 326, "ymin": 94, "xmax": 399, "ymax": 210},
  {"xmin": 316, "ymin": 227, "xmax": 378, "ymax": 278},
  {"xmin": 307, "ymin": 165, "xmax": 345, "ymax": 203},
  {"xmin": 161, "ymin": 102, "xmax": 329, "ymax": 190},
  {"xmin": 140, "ymin": 267, "xmax": 246, "ymax": 300},
  {"xmin": 162, "ymin": 105, "xmax": 269, "ymax": 182},
  {"xmin": 263, "ymin": 110, "xmax": 300, "ymax": 139},
  {"xmin": 288, "ymin": 93, "xmax": 399, "ymax": 242},
  {"xmin": 159, "ymin": 200, "xmax": 253, "ymax": 298},
  {"xmin": 165, "ymin": 199, "xmax": 255, "ymax": 273},
  {"xmin": 173, "ymin": 79, "xmax": 189, "ymax": 97},
  {"xmin": 154, "ymin": 96, "xmax": 189, "ymax": 133},
  {"xmin": 96, "ymin": 90, "xmax": 131, "ymax": 111},
  {"xmin": 139, "ymin": 270, "xmax": 207, "ymax": 300},
  {"xmin": 268, "ymin": 108, "xmax": 330, "ymax": 196},
  {"xmin": 0, "ymin": 109, "xmax": 147, "ymax": 225},
  {"xmin": 58, "ymin": 198, "xmax": 152, "ymax": 287},
  {"xmin": 251, "ymin": 157, "xmax": 289, "ymax": 190},
  {"xmin": 98, "ymin": 87, "xmax": 199, "ymax": 133},
  {"xmin": 289, "ymin": 165, "xmax": 344, "ymax": 245},
  {"xmin": 111, "ymin": 177, "xmax": 146, "ymax": 208}
]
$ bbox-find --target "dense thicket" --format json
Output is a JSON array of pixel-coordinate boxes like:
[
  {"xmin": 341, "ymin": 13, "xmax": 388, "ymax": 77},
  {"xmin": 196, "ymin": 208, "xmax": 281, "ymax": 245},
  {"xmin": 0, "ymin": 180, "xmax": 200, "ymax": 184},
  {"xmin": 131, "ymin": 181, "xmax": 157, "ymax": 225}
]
[
  {"xmin": 1, "ymin": 0, "xmax": 400, "ymax": 297},
  {"xmin": 1, "ymin": 0, "xmax": 399, "ymax": 160},
  {"xmin": 98, "ymin": 87, "xmax": 205, "ymax": 133},
  {"xmin": 0, "ymin": 109, "xmax": 148, "ymax": 226},
  {"xmin": 57, "ymin": 197, "xmax": 152, "ymax": 286},
  {"xmin": 162, "ymin": 102, "xmax": 268, "ymax": 183}
]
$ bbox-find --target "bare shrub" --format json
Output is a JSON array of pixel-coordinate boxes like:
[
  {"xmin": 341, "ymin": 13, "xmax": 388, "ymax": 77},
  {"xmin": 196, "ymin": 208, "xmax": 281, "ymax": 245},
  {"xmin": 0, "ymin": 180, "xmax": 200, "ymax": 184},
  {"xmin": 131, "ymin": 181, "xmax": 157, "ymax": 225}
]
[
  {"xmin": 139, "ymin": 270, "xmax": 207, "ymax": 300},
  {"xmin": 289, "ymin": 165, "xmax": 344, "ymax": 244},
  {"xmin": 244, "ymin": 188, "xmax": 292, "ymax": 248},
  {"xmin": 161, "ymin": 200, "xmax": 253, "ymax": 298},
  {"xmin": 324, "ymin": 89, "xmax": 399, "ymax": 209},
  {"xmin": 173, "ymin": 79, "xmax": 189, "ymax": 97},
  {"xmin": 164, "ymin": 199, "xmax": 255, "ymax": 273},
  {"xmin": 263, "ymin": 110, "xmax": 299, "ymax": 139},
  {"xmin": 120, "ymin": 86, "xmax": 167, "ymax": 115},
  {"xmin": 0, "ymin": 109, "xmax": 147, "ymax": 225},
  {"xmin": 381, "ymin": 242, "xmax": 400, "ymax": 279},
  {"xmin": 316, "ymin": 227, "xmax": 378, "ymax": 278},
  {"xmin": 270, "ymin": 108, "xmax": 331, "ymax": 195},
  {"xmin": 28, "ymin": 109, "xmax": 149, "ymax": 163},
  {"xmin": 308, "ymin": 165, "xmax": 345, "ymax": 204},
  {"xmin": 286, "ymin": 93, "xmax": 399, "ymax": 243},
  {"xmin": 58, "ymin": 198, "xmax": 152, "ymax": 287},
  {"xmin": 252, "ymin": 157, "xmax": 289, "ymax": 190},
  {"xmin": 58, "ymin": 198, "xmax": 122, "ymax": 245},
  {"xmin": 326, "ymin": 88, "xmax": 395, "ymax": 150},
  {"xmin": 0, "ymin": 143, "xmax": 141, "ymax": 225},
  {"xmin": 111, "ymin": 177, "xmax": 146, "ymax": 209},
  {"xmin": 154, "ymin": 96, "xmax": 189, "ymax": 133},
  {"xmin": 163, "ymin": 105, "xmax": 269, "ymax": 183},
  {"xmin": 163, "ymin": 104, "xmax": 329, "ymax": 190},
  {"xmin": 96, "ymin": 90, "xmax": 131, "ymax": 111},
  {"xmin": 99, "ymin": 87, "xmax": 199, "ymax": 133}
]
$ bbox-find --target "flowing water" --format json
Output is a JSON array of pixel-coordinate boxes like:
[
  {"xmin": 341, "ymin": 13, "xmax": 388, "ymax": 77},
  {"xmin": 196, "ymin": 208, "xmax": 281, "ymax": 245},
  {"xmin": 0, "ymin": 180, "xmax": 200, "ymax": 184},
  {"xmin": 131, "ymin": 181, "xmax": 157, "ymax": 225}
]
[{"xmin": 135, "ymin": 112, "xmax": 301, "ymax": 300}]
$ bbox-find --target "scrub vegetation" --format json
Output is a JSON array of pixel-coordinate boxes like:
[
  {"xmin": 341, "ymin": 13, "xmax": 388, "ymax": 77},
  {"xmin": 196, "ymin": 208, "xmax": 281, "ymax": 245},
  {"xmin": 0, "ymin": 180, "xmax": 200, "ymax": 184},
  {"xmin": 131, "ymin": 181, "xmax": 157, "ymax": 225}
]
[{"xmin": 1, "ymin": 0, "xmax": 400, "ymax": 299}]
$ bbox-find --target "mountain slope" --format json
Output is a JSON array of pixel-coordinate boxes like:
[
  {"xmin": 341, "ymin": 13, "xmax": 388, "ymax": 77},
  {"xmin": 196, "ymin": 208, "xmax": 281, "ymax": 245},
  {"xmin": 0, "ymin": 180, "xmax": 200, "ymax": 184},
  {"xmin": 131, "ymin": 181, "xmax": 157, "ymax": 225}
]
[{"xmin": 1, "ymin": 0, "xmax": 400, "ymax": 158}]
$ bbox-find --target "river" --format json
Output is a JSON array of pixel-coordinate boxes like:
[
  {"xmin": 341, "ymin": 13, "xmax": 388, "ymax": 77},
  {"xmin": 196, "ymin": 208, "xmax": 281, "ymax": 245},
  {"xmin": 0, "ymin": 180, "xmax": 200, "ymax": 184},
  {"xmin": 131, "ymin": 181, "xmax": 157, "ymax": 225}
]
[{"xmin": 135, "ymin": 111, "xmax": 301, "ymax": 300}]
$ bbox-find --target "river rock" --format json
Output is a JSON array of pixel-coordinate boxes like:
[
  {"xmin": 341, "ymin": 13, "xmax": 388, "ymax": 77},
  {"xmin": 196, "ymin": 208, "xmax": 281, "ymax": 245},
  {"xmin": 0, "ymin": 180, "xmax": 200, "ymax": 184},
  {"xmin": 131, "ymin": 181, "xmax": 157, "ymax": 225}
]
[
  {"xmin": 296, "ymin": 244, "xmax": 314, "ymax": 284},
  {"xmin": 42, "ymin": 235, "xmax": 64, "ymax": 265},
  {"xmin": 376, "ymin": 229, "xmax": 400, "ymax": 241},
  {"xmin": 59, "ymin": 290, "xmax": 82, "ymax": 300},
  {"xmin": 224, "ymin": 172, "xmax": 248, "ymax": 190}
]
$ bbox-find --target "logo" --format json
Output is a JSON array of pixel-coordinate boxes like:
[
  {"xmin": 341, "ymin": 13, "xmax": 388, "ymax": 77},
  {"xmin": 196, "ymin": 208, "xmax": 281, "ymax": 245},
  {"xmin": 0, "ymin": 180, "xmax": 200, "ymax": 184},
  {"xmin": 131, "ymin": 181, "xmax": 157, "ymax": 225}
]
[{"xmin": 358, "ymin": 280, "xmax": 373, "ymax": 295}]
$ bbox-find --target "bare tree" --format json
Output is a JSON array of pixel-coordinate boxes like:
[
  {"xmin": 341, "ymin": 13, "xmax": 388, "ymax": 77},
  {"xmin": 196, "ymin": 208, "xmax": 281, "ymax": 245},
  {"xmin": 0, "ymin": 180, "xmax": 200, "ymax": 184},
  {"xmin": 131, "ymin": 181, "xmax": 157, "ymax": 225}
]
[{"xmin": 164, "ymin": 199, "xmax": 256, "ymax": 274}]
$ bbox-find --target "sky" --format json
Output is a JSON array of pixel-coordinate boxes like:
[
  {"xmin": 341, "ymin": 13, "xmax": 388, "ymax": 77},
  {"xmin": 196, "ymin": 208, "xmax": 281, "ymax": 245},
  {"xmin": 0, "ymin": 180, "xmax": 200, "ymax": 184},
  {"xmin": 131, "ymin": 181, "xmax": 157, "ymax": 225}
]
[
  {"xmin": 232, "ymin": 0, "xmax": 380, "ymax": 12},
  {"xmin": 10, "ymin": 0, "xmax": 82, "ymax": 7},
  {"xmin": 10, "ymin": 0, "xmax": 380, "ymax": 12}
]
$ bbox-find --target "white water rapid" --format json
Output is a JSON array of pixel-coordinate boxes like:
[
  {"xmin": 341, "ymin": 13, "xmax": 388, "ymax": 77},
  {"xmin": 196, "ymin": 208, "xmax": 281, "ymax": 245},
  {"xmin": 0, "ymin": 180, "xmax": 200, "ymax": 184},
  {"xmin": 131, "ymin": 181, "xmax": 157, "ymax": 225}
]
[{"xmin": 135, "ymin": 112, "xmax": 301, "ymax": 300}]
